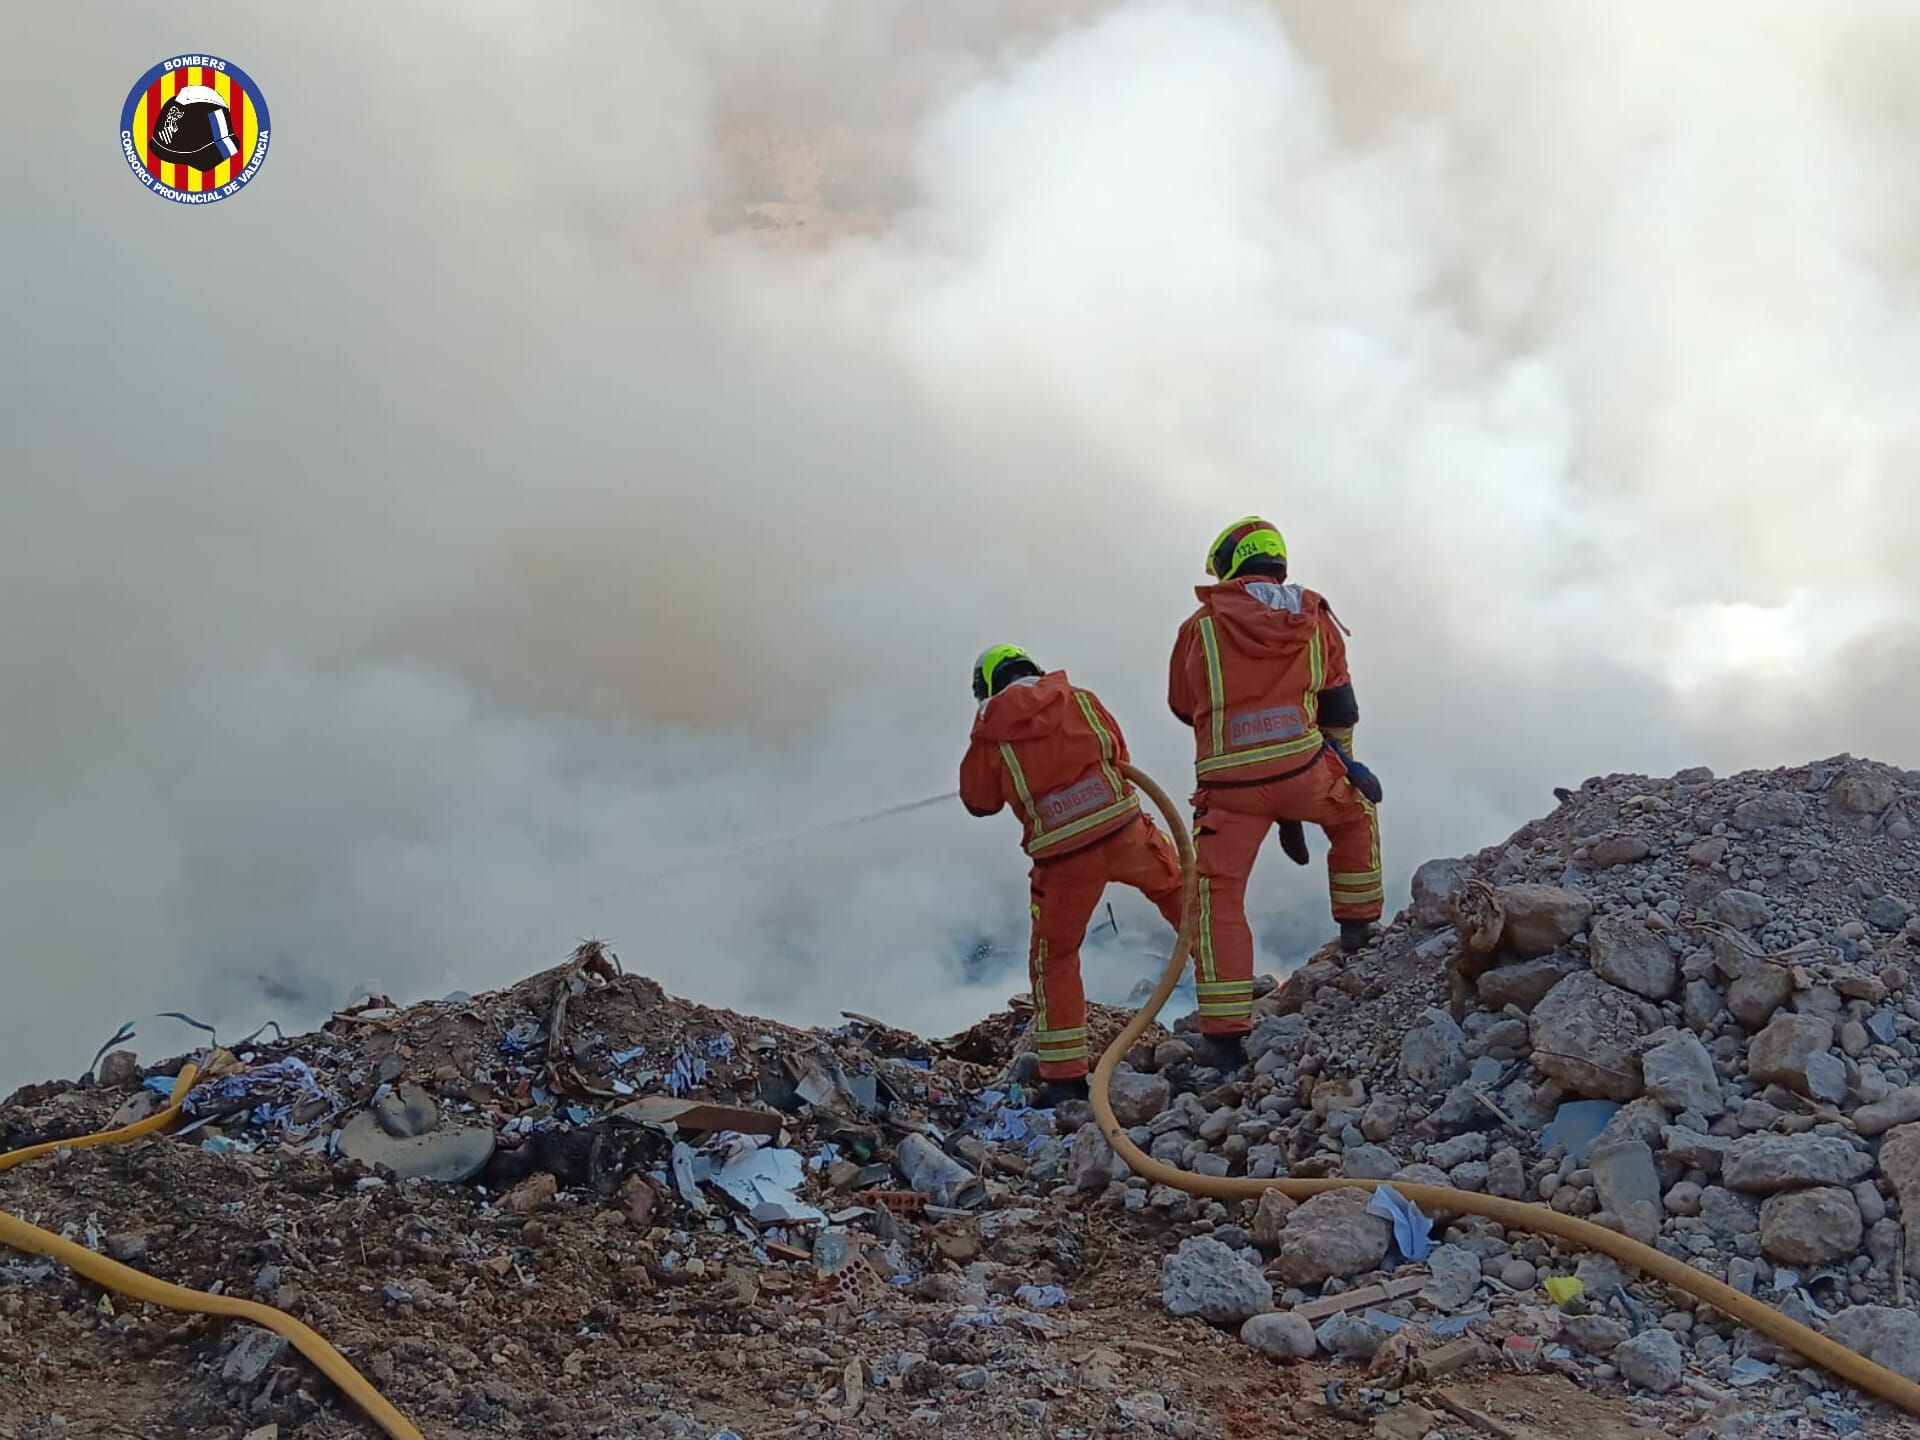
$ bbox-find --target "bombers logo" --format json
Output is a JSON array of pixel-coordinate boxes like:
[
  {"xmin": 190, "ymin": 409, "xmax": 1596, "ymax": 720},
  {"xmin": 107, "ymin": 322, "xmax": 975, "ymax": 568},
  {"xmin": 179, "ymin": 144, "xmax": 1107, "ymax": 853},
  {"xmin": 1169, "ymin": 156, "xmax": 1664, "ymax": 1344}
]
[{"xmin": 120, "ymin": 55, "xmax": 270, "ymax": 205}]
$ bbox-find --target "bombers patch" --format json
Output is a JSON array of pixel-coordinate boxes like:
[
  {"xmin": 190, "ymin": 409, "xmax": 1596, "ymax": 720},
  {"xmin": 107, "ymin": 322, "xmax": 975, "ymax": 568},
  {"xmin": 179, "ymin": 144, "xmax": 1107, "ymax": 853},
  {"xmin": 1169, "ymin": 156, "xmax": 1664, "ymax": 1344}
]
[{"xmin": 120, "ymin": 54, "xmax": 270, "ymax": 205}]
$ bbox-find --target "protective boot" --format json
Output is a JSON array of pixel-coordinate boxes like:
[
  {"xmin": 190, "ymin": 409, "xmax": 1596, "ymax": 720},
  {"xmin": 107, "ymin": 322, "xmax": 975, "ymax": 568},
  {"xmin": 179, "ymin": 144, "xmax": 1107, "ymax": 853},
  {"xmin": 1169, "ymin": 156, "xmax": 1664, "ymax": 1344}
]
[
  {"xmin": 1340, "ymin": 919, "xmax": 1376, "ymax": 954},
  {"xmin": 1190, "ymin": 1034, "xmax": 1248, "ymax": 1075},
  {"xmin": 1036, "ymin": 1076, "xmax": 1090, "ymax": 1109}
]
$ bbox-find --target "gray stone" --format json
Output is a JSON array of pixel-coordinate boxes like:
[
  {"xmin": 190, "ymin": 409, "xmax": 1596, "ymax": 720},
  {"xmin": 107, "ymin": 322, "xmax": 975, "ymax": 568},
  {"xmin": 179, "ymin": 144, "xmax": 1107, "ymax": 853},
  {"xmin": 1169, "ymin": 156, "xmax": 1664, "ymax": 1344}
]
[
  {"xmin": 221, "ymin": 1325, "xmax": 290, "ymax": 1386},
  {"xmin": 1699, "ymin": 1186, "xmax": 1761, "ymax": 1240},
  {"xmin": 1529, "ymin": 972, "xmax": 1659, "ymax": 1100},
  {"xmin": 1271, "ymin": 1189, "xmax": 1392, "ymax": 1287},
  {"xmin": 1759, "ymin": 1187, "xmax": 1862, "ymax": 1265},
  {"xmin": 1427, "ymin": 1132, "xmax": 1489, "ymax": 1170},
  {"xmin": 1727, "ymin": 966, "xmax": 1794, "ymax": 1029},
  {"xmin": 1661, "ymin": 1126, "xmax": 1731, "ymax": 1171},
  {"xmin": 1590, "ymin": 1139, "xmax": 1664, "ymax": 1243},
  {"xmin": 1683, "ymin": 979, "xmax": 1729, "ymax": 1034},
  {"xmin": 96, "ymin": 1050, "xmax": 140, "ymax": 1089},
  {"xmin": 1748, "ymin": 1014, "xmax": 1835, "ymax": 1094},
  {"xmin": 1500, "ymin": 1259, "xmax": 1537, "ymax": 1290},
  {"xmin": 1879, "ymin": 1123, "xmax": 1920, "ymax": 1257},
  {"xmin": 1488, "ymin": 1148, "xmax": 1527, "ymax": 1199},
  {"xmin": 1478, "ymin": 957, "xmax": 1584, "ymax": 1012},
  {"xmin": 1589, "ymin": 916, "xmax": 1677, "ymax": 1001},
  {"xmin": 1251, "ymin": 1189, "xmax": 1298, "ymax": 1251},
  {"xmin": 1803, "ymin": 1051, "xmax": 1850, "ymax": 1107},
  {"xmin": 1855, "ymin": 1089, "xmax": 1920, "ymax": 1137},
  {"xmin": 1614, "ymin": 1328, "xmax": 1686, "ymax": 1392},
  {"xmin": 1315, "ymin": 1313, "xmax": 1389, "ymax": 1361},
  {"xmin": 1497, "ymin": 884, "xmax": 1595, "ymax": 958},
  {"xmin": 1160, "ymin": 1236, "xmax": 1273, "ymax": 1325},
  {"xmin": 1722, "ymin": 1135, "xmax": 1870, "ymax": 1193},
  {"xmin": 1592, "ymin": 835, "xmax": 1653, "ymax": 868},
  {"xmin": 1420, "ymin": 1244, "xmax": 1481, "ymax": 1311},
  {"xmin": 1154, "ymin": 1039, "xmax": 1195, "ymax": 1070},
  {"xmin": 336, "ymin": 1112, "xmax": 495, "ymax": 1183},
  {"xmin": 1411, "ymin": 858, "xmax": 1468, "ymax": 928},
  {"xmin": 1664, "ymin": 1181, "xmax": 1703, "ymax": 1215},
  {"xmin": 1239, "ymin": 1311, "xmax": 1317, "ymax": 1360},
  {"xmin": 1640, "ymin": 1029, "xmax": 1723, "ymax": 1116},
  {"xmin": 1361, "ymin": 1094, "xmax": 1406, "ymax": 1142},
  {"xmin": 1830, "ymin": 768, "xmax": 1898, "ymax": 821},
  {"xmin": 373, "ymin": 1082, "xmax": 439, "ymax": 1139},
  {"xmin": 1246, "ymin": 1012, "xmax": 1312, "ymax": 1065},
  {"xmin": 1562, "ymin": 1314, "xmax": 1631, "ymax": 1356},
  {"xmin": 1867, "ymin": 895, "xmax": 1914, "ymax": 934},
  {"xmin": 1341, "ymin": 1144, "xmax": 1400, "ymax": 1180},
  {"xmin": 1108, "ymin": 1070, "xmax": 1172, "ymax": 1127},
  {"xmin": 1730, "ymin": 792, "xmax": 1805, "ymax": 831},
  {"xmin": 1825, "ymin": 1306, "xmax": 1920, "ymax": 1383},
  {"xmin": 1401, "ymin": 1008, "xmax": 1468, "ymax": 1091},
  {"xmin": 1071, "ymin": 1122, "xmax": 1126, "ymax": 1193},
  {"xmin": 1855, "ymin": 1180, "xmax": 1889, "ymax": 1227},
  {"xmin": 1714, "ymin": 890, "xmax": 1773, "ymax": 931}
]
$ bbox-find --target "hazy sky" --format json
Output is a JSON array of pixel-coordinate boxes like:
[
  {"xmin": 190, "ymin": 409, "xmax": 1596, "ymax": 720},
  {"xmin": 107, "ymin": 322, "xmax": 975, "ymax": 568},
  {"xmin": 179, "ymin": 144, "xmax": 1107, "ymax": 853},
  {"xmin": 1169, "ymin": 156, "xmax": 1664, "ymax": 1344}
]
[{"xmin": 4, "ymin": 1, "xmax": 1918, "ymax": 1087}]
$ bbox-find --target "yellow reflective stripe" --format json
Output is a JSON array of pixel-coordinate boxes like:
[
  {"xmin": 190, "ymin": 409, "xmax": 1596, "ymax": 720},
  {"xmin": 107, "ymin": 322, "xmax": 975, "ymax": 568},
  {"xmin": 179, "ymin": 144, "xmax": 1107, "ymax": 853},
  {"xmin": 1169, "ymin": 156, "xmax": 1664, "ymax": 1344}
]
[
  {"xmin": 1031, "ymin": 938, "xmax": 1049, "ymax": 1032},
  {"xmin": 1200, "ymin": 617, "xmax": 1225, "ymax": 758},
  {"xmin": 1195, "ymin": 730, "xmax": 1324, "ymax": 775},
  {"xmin": 1038, "ymin": 1043, "xmax": 1087, "ymax": 1057},
  {"xmin": 1073, "ymin": 691, "xmax": 1126, "ymax": 799},
  {"xmin": 1196, "ymin": 876, "xmax": 1216, "ymax": 984},
  {"xmin": 1035, "ymin": 1026, "xmax": 1086, "ymax": 1043},
  {"xmin": 1024, "ymin": 793, "xmax": 1141, "ymax": 853},
  {"xmin": 1307, "ymin": 628, "xmax": 1324, "ymax": 721},
  {"xmin": 1196, "ymin": 1003, "xmax": 1252, "ymax": 1017},
  {"xmin": 1323, "ymin": 723, "xmax": 1354, "ymax": 756},
  {"xmin": 1332, "ymin": 870, "xmax": 1382, "ymax": 884},
  {"xmin": 1000, "ymin": 742, "xmax": 1041, "ymax": 840}
]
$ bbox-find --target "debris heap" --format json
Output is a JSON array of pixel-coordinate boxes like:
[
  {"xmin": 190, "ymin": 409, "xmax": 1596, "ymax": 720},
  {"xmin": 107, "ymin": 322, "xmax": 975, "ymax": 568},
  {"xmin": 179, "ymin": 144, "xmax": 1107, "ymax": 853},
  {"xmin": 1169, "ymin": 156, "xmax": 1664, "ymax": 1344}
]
[{"xmin": 2, "ymin": 754, "xmax": 1918, "ymax": 1440}]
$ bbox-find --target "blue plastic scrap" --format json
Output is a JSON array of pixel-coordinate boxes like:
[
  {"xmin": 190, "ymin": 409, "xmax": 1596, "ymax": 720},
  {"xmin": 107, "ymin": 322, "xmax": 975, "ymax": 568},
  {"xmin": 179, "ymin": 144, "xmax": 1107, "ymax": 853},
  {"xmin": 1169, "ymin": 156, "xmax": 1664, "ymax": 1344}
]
[
  {"xmin": 1015, "ymin": 1284, "xmax": 1069, "ymax": 1310},
  {"xmin": 609, "ymin": 1044, "xmax": 648, "ymax": 1066},
  {"xmin": 1427, "ymin": 1309, "xmax": 1489, "ymax": 1337},
  {"xmin": 1367, "ymin": 1184, "xmax": 1433, "ymax": 1261},
  {"xmin": 1540, "ymin": 1099, "xmax": 1623, "ymax": 1163}
]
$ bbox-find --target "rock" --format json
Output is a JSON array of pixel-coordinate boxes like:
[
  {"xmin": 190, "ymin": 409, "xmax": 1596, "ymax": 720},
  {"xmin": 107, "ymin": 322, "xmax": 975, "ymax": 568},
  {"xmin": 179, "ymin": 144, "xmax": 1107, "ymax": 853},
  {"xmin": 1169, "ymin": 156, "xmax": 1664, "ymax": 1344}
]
[
  {"xmin": 1879, "ymin": 1123, "xmax": 1920, "ymax": 1255},
  {"xmin": 1854, "ymin": 1089, "xmax": 1920, "ymax": 1137},
  {"xmin": 1496, "ymin": 884, "xmax": 1595, "ymax": 958},
  {"xmin": 1401, "ymin": 1009, "xmax": 1468, "ymax": 1091},
  {"xmin": 1316, "ymin": 1313, "xmax": 1389, "ymax": 1361},
  {"xmin": 1251, "ymin": 1189, "xmax": 1298, "ymax": 1251},
  {"xmin": 1488, "ymin": 1148, "xmax": 1527, "ymax": 1200},
  {"xmin": 1478, "ymin": 956, "xmax": 1583, "ymax": 1012},
  {"xmin": 1759, "ymin": 1187, "xmax": 1862, "ymax": 1265},
  {"xmin": 1730, "ymin": 792, "xmax": 1805, "ymax": 831},
  {"xmin": 1748, "ymin": 1014, "xmax": 1836, "ymax": 1094},
  {"xmin": 1687, "ymin": 835, "xmax": 1729, "ymax": 867},
  {"xmin": 222, "ymin": 1325, "xmax": 290, "ymax": 1386},
  {"xmin": 1361, "ymin": 1094, "xmax": 1406, "ymax": 1142},
  {"xmin": 336, "ymin": 1111, "xmax": 495, "ymax": 1183},
  {"xmin": 1830, "ymin": 769, "xmax": 1897, "ymax": 821},
  {"xmin": 1613, "ymin": 1328, "xmax": 1686, "ymax": 1392},
  {"xmin": 1562, "ymin": 1314, "xmax": 1631, "ymax": 1356},
  {"xmin": 1722, "ymin": 1135, "xmax": 1870, "ymax": 1193},
  {"xmin": 1160, "ymin": 1236, "xmax": 1273, "ymax": 1325},
  {"xmin": 1311, "ymin": 1075, "xmax": 1368, "ymax": 1117},
  {"xmin": 1427, "ymin": 1132, "xmax": 1489, "ymax": 1171},
  {"xmin": 1411, "ymin": 858, "xmax": 1468, "ymax": 928},
  {"xmin": 501, "ymin": 1171, "xmax": 558, "ymax": 1215},
  {"xmin": 96, "ymin": 1050, "xmax": 140, "ymax": 1089},
  {"xmin": 1240, "ymin": 1311, "xmax": 1317, "ymax": 1360},
  {"xmin": 1420, "ymin": 1244, "xmax": 1481, "ymax": 1311},
  {"xmin": 1154, "ymin": 1039, "xmax": 1194, "ymax": 1071},
  {"xmin": 1501, "ymin": 1259, "xmax": 1537, "ymax": 1290},
  {"xmin": 1589, "ymin": 1139, "xmax": 1664, "ymax": 1243},
  {"xmin": 1591, "ymin": 835, "xmax": 1652, "ymax": 869},
  {"xmin": 1664, "ymin": 1181, "xmax": 1703, "ymax": 1216},
  {"xmin": 1826, "ymin": 1306, "xmax": 1920, "ymax": 1383},
  {"xmin": 1529, "ymin": 972, "xmax": 1658, "ymax": 1100},
  {"xmin": 1342, "ymin": 1144, "xmax": 1400, "ymax": 1180},
  {"xmin": 1714, "ymin": 890, "xmax": 1773, "ymax": 931},
  {"xmin": 1683, "ymin": 979, "xmax": 1728, "ymax": 1034},
  {"xmin": 1867, "ymin": 895, "xmax": 1914, "ymax": 934},
  {"xmin": 1640, "ymin": 1029, "xmax": 1723, "ymax": 1116},
  {"xmin": 1662, "ymin": 1127, "xmax": 1731, "ymax": 1171},
  {"xmin": 1855, "ymin": 1180, "xmax": 1889, "ymax": 1227},
  {"xmin": 1272, "ymin": 1189, "xmax": 1392, "ymax": 1287},
  {"xmin": 374, "ymin": 1082, "xmax": 440, "ymax": 1139},
  {"xmin": 1071, "ymin": 1122, "xmax": 1126, "ymax": 1193},
  {"xmin": 1588, "ymin": 917, "xmax": 1677, "ymax": 1001},
  {"xmin": 1108, "ymin": 1070, "xmax": 1172, "ymax": 1127},
  {"xmin": 1803, "ymin": 1051, "xmax": 1850, "ymax": 1106},
  {"xmin": 1727, "ymin": 966, "xmax": 1794, "ymax": 1029},
  {"xmin": 1699, "ymin": 1187, "xmax": 1760, "ymax": 1240}
]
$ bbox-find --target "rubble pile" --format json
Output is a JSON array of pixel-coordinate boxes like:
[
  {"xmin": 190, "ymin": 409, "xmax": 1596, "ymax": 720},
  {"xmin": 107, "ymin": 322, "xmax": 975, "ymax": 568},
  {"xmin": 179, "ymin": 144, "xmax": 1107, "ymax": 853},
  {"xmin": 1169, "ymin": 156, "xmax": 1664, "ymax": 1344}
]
[{"xmin": 2, "ymin": 754, "xmax": 1918, "ymax": 1440}]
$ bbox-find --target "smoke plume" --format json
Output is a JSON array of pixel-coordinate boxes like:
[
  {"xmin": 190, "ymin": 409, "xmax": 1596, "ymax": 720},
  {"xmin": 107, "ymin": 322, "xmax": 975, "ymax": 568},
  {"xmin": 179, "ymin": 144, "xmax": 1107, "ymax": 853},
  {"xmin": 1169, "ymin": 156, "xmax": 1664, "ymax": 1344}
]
[{"xmin": 3, "ymin": 0, "xmax": 1918, "ymax": 1087}]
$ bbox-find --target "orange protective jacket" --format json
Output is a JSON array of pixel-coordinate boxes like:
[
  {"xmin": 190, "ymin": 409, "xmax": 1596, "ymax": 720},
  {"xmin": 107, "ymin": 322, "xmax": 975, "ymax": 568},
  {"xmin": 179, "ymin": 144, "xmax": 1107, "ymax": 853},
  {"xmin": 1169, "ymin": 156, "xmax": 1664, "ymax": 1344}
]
[
  {"xmin": 1169, "ymin": 579, "xmax": 1353, "ymax": 784},
  {"xmin": 961, "ymin": 672, "xmax": 1143, "ymax": 860}
]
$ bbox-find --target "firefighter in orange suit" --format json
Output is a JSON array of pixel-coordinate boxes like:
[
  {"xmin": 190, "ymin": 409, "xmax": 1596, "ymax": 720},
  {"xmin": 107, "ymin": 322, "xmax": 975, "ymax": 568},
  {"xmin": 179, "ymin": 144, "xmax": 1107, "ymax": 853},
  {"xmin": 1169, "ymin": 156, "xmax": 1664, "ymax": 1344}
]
[
  {"xmin": 961, "ymin": 645, "xmax": 1186, "ymax": 1106},
  {"xmin": 1168, "ymin": 519, "xmax": 1384, "ymax": 1070}
]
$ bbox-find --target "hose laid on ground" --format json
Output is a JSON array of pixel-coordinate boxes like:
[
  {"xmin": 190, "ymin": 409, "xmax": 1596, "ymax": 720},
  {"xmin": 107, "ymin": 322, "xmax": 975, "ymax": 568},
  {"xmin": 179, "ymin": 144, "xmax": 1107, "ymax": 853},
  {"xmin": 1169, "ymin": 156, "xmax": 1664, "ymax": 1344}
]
[
  {"xmin": 0, "ymin": 1065, "xmax": 424, "ymax": 1440},
  {"xmin": 1097, "ymin": 761, "xmax": 1920, "ymax": 1418}
]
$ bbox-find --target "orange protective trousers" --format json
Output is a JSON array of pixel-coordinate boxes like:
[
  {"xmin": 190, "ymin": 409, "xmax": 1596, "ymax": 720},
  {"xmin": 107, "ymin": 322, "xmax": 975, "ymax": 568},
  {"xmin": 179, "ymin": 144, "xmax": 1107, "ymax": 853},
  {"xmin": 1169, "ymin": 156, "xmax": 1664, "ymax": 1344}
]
[
  {"xmin": 1191, "ymin": 750, "xmax": 1383, "ymax": 1035},
  {"xmin": 1029, "ymin": 816, "xmax": 1186, "ymax": 1079}
]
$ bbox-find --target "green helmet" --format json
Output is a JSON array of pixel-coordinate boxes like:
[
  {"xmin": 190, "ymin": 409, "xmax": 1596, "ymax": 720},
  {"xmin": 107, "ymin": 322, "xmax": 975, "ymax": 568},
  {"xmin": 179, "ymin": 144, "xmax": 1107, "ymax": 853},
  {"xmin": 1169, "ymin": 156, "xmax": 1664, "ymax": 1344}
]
[
  {"xmin": 1206, "ymin": 517, "xmax": 1288, "ymax": 581},
  {"xmin": 972, "ymin": 643, "xmax": 1035, "ymax": 701}
]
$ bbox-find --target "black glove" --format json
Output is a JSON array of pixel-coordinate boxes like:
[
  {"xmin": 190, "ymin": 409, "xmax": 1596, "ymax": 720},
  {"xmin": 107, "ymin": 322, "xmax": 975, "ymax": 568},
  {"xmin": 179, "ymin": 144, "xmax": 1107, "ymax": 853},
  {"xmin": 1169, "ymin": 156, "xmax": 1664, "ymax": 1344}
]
[{"xmin": 1276, "ymin": 819, "xmax": 1310, "ymax": 866}]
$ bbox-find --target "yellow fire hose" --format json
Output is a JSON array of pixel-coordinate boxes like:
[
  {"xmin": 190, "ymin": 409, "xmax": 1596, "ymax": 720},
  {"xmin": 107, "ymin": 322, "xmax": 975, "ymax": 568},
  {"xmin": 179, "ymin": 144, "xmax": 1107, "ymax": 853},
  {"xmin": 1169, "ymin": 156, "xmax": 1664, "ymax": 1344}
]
[
  {"xmin": 1101, "ymin": 761, "xmax": 1920, "ymax": 1418},
  {"xmin": 0, "ymin": 1064, "xmax": 424, "ymax": 1440}
]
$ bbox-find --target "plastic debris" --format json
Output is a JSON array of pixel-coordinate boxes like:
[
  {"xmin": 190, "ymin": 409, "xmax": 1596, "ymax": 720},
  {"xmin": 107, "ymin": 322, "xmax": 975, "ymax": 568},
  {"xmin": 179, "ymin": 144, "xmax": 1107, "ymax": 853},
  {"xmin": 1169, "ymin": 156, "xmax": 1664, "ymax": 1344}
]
[
  {"xmin": 142, "ymin": 1075, "xmax": 179, "ymax": 1097},
  {"xmin": 1365, "ymin": 1184, "xmax": 1433, "ymax": 1261},
  {"xmin": 1360, "ymin": 1308, "xmax": 1405, "ymax": 1333},
  {"xmin": 609, "ymin": 1044, "xmax": 648, "ymax": 1066},
  {"xmin": 1725, "ymin": 1356, "xmax": 1777, "ymax": 1387},
  {"xmin": 894, "ymin": 1133, "xmax": 986, "ymax": 1209},
  {"xmin": 670, "ymin": 1142, "xmax": 708, "ymax": 1211},
  {"xmin": 1540, "ymin": 1099, "xmax": 1622, "ymax": 1163},
  {"xmin": 664, "ymin": 1044, "xmax": 710, "ymax": 1097},
  {"xmin": 1426, "ymin": 1309, "xmax": 1489, "ymax": 1337},
  {"xmin": 1543, "ymin": 1276, "xmax": 1585, "ymax": 1309},
  {"xmin": 1014, "ymin": 1283, "xmax": 1068, "ymax": 1310},
  {"xmin": 710, "ymin": 1143, "xmax": 826, "ymax": 1224}
]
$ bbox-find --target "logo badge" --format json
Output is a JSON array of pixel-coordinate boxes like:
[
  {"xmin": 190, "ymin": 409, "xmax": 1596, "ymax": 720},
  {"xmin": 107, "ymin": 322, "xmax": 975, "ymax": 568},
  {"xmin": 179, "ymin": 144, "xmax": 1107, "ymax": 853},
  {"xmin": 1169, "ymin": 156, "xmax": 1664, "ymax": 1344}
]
[{"xmin": 120, "ymin": 55, "xmax": 270, "ymax": 205}]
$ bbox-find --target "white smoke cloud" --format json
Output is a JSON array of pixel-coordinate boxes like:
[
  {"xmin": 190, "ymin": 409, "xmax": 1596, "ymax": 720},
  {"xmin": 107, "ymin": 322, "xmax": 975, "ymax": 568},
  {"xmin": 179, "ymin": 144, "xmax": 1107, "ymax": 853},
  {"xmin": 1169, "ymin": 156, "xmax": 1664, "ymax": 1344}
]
[{"xmin": 2, "ymin": 0, "xmax": 1917, "ymax": 1087}]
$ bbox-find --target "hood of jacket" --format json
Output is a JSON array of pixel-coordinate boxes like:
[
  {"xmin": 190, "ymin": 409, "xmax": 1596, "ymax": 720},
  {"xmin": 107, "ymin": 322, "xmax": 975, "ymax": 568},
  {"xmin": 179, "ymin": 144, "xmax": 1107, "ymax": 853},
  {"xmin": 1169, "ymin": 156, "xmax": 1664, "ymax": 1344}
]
[
  {"xmin": 1195, "ymin": 579, "xmax": 1324, "ymax": 658},
  {"xmin": 971, "ymin": 671, "xmax": 1077, "ymax": 742}
]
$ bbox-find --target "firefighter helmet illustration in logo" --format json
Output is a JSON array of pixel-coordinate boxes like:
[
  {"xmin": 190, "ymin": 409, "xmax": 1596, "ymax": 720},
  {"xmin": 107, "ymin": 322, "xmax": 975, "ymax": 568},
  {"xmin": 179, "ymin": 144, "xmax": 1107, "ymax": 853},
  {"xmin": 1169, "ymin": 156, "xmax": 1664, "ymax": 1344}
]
[{"xmin": 120, "ymin": 55, "xmax": 271, "ymax": 205}]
